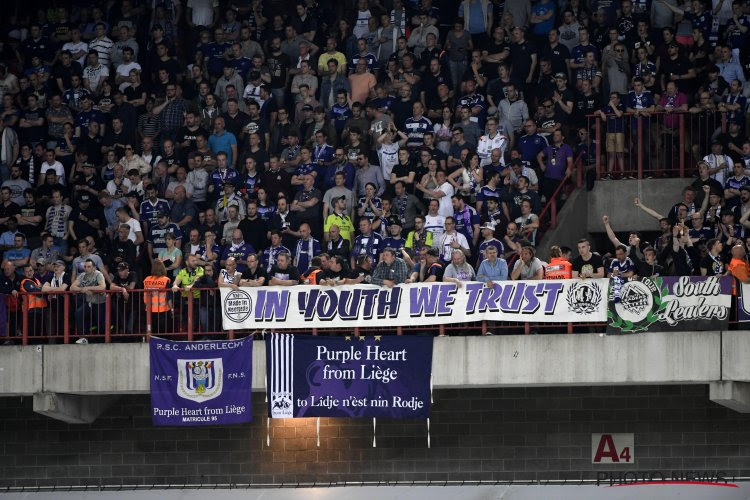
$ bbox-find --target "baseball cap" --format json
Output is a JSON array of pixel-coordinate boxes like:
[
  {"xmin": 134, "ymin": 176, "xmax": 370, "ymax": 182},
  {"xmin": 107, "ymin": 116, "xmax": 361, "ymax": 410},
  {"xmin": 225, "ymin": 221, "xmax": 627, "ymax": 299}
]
[
  {"xmin": 387, "ymin": 216, "xmax": 402, "ymax": 227},
  {"xmin": 117, "ymin": 262, "xmax": 130, "ymax": 270},
  {"xmin": 78, "ymin": 193, "xmax": 91, "ymax": 203},
  {"xmin": 302, "ymin": 104, "xmax": 313, "ymax": 111},
  {"xmin": 333, "ymin": 195, "xmax": 347, "ymax": 203},
  {"xmin": 740, "ymin": 186, "xmax": 750, "ymax": 193},
  {"xmin": 481, "ymin": 222, "xmax": 496, "ymax": 231},
  {"xmin": 426, "ymin": 248, "xmax": 439, "ymax": 257},
  {"xmin": 36, "ymin": 258, "xmax": 47, "ymax": 266},
  {"xmin": 54, "ymin": 260, "xmax": 65, "ymax": 266},
  {"xmin": 554, "ymin": 72, "xmax": 567, "ymax": 80},
  {"xmin": 510, "ymin": 158, "xmax": 523, "ymax": 167}
]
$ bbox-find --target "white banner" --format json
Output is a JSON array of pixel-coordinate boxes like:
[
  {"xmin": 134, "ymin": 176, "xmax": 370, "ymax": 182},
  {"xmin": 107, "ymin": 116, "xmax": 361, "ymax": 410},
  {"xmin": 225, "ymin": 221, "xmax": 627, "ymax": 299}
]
[{"xmin": 220, "ymin": 279, "xmax": 608, "ymax": 330}]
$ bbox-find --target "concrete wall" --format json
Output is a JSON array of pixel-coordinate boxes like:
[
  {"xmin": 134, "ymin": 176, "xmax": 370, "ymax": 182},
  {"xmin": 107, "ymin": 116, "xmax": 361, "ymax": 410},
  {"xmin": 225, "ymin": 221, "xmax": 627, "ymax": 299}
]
[
  {"xmin": 1, "ymin": 386, "xmax": 749, "ymax": 487},
  {"xmin": 586, "ymin": 178, "xmax": 691, "ymax": 233},
  {"xmin": 0, "ymin": 346, "xmax": 43, "ymax": 396},
  {"xmin": 536, "ymin": 188, "xmax": 590, "ymax": 261},
  {"xmin": 4, "ymin": 332, "xmax": 733, "ymax": 395}
]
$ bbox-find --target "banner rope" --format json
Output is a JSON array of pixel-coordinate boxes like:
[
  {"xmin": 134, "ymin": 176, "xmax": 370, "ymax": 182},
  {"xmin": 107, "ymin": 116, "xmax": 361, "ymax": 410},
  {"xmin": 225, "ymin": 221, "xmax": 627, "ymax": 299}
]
[
  {"xmin": 316, "ymin": 417, "xmax": 320, "ymax": 447},
  {"xmin": 430, "ymin": 372, "xmax": 433, "ymax": 404},
  {"xmin": 372, "ymin": 418, "xmax": 377, "ymax": 448},
  {"xmin": 264, "ymin": 372, "xmax": 267, "ymax": 403},
  {"xmin": 266, "ymin": 417, "xmax": 270, "ymax": 447},
  {"xmin": 427, "ymin": 418, "xmax": 431, "ymax": 448}
]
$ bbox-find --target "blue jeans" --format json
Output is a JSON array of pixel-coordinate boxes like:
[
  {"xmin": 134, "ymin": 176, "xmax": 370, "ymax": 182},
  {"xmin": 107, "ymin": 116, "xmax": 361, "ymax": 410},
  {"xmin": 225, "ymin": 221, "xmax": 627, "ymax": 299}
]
[
  {"xmin": 0, "ymin": 162, "xmax": 9, "ymax": 183},
  {"xmin": 76, "ymin": 302, "xmax": 105, "ymax": 335}
]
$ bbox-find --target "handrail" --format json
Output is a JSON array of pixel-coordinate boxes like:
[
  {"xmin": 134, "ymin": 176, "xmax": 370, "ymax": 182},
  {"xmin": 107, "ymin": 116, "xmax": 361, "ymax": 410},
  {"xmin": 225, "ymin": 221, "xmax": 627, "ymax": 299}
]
[{"xmin": 537, "ymin": 152, "xmax": 584, "ymax": 231}]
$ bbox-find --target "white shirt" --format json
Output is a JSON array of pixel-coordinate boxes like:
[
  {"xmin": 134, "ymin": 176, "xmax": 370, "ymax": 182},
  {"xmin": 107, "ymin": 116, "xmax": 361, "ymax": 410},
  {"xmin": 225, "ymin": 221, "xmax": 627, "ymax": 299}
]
[
  {"xmin": 424, "ymin": 214, "xmax": 446, "ymax": 240},
  {"xmin": 116, "ymin": 61, "xmax": 141, "ymax": 79},
  {"xmin": 107, "ymin": 177, "xmax": 133, "ymax": 197},
  {"xmin": 40, "ymin": 161, "xmax": 66, "ymax": 184},
  {"xmin": 124, "ymin": 218, "xmax": 142, "ymax": 243},
  {"xmin": 62, "ymin": 41, "xmax": 89, "ymax": 66},
  {"xmin": 703, "ymin": 153, "xmax": 733, "ymax": 186},
  {"xmin": 438, "ymin": 231, "xmax": 469, "ymax": 261},
  {"xmin": 187, "ymin": 0, "xmax": 220, "ymax": 26},
  {"xmin": 377, "ymin": 142, "xmax": 399, "ymax": 180},
  {"xmin": 84, "ymin": 64, "xmax": 109, "ymax": 90},
  {"xmin": 476, "ymin": 132, "xmax": 508, "ymax": 165},
  {"xmin": 435, "ymin": 181, "xmax": 454, "ymax": 218}
]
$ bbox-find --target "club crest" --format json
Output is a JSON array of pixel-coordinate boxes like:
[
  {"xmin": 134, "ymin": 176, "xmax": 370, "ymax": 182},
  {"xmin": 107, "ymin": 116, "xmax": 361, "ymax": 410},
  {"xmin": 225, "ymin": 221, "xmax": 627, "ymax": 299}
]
[{"xmin": 177, "ymin": 358, "xmax": 223, "ymax": 402}]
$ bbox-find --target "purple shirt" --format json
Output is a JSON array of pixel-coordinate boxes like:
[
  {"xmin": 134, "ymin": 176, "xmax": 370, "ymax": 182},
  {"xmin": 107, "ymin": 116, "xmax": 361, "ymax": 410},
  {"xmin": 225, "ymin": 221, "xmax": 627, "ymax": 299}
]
[{"xmin": 541, "ymin": 143, "xmax": 574, "ymax": 181}]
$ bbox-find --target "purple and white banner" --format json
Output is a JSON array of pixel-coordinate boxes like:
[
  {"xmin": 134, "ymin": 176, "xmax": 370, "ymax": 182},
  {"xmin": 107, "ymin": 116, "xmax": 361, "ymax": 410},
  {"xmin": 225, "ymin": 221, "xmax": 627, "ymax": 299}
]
[
  {"xmin": 221, "ymin": 279, "xmax": 608, "ymax": 329},
  {"xmin": 739, "ymin": 283, "xmax": 750, "ymax": 324},
  {"xmin": 150, "ymin": 337, "xmax": 253, "ymax": 426},
  {"xmin": 266, "ymin": 333, "xmax": 433, "ymax": 419}
]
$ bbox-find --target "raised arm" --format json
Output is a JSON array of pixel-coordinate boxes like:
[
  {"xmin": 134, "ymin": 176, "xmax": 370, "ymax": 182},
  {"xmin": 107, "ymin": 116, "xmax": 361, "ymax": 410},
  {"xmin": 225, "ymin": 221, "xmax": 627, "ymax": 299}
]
[
  {"xmin": 634, "ymin": 197, "xmax": 665, "ymax": 220},
  {"xmin": 602, "ymin": 215, "xmax": 624, "ymax": 248}
]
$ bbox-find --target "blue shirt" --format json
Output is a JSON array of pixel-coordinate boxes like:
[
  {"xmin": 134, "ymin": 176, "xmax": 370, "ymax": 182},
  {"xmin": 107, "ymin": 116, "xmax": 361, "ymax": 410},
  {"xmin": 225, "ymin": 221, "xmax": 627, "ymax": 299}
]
[
  {"xmin": 531, "ymin": 2, "xmax": 556, "ymax": 35},
  {"xmin": 147, "ymin": 222, "xmax": 182, "ymax": 257},
  {"xmin": 454, "ymin": 205, "xmax": 481, "ymax": 242},
  {"xmin": 222, "ymin": 242, "xmax": 256, "ymax": 272},
  {"xmin": 330, "ymin": 104, "xmax": 353, "ymax": 135},
  {"xmin": 5, "ymin": 248, "xmax": 31, "ymax": 275},
  {"xmin": 293, "ymin": 238, "xmax": 321, "ymax": 273},
  {"xmin": 382, "ymin": 236, "xmax": 406, "ymax": 253},
  {"xmin": 477, "ymin": 239, "xmax": 505, "ymax": 265},
  {"xmin": 601, "ymin": 103, "xmax": 625, "ymax": 133},
  {"xmin": 261, "ymin": 244, "xmax": 290, "ymax": 272},
  {"xmin": 352, "ymin": 232, "xmax": 383, "ymax": 264},
  {"xmin": 517, "ymin": 133, "xmax": 548, "ymax": 163},
  {"xmin": 404, "ymin": 116, "xmax": 433, "ymax": 150},
  {"xmin": 476, "ymin": 257, "xmax": 508, "ymax": 281},
  {"xmin": 210, "ymin": 168, "xmax": 239, "ymax": 193},
  {"xmin": 74, "ymin": 109, "xmax": 105, "ymax": 136},
  {"xmin": 139, "ymin": 198, "xmax": 171, "ymax": 226},
  {"xmin": 208, "ymin": 131, "xmax": 238, "ymax": 166}
]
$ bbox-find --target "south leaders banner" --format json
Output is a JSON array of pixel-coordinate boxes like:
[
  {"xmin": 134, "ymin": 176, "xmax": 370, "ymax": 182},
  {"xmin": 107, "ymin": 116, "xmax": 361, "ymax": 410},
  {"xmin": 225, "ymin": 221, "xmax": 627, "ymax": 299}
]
[
  {"xmin": 607, "ymin": 276, "xmax": 731, "ymax": 334},
  {"xmin": 222, "ymin": 279, "xmax": 608, "ymax": 330},
  {"xmin": 739, "ymin": 283, "xmax": 750, "ymax": 324},
  {"xmin": 150, "ymin": 337, "xmax": 253, "ymax": 426},
  {"xmin": 266, "ymin": 333, "xmax": 433, "ymax": 419}
]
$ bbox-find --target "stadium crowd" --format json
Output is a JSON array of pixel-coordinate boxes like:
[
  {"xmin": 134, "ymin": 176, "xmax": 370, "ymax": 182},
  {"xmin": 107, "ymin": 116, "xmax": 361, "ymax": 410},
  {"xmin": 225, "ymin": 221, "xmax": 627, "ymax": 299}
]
[{"xmin": 0, "ymin": 0, "xmax": 748, "ymax": 340}]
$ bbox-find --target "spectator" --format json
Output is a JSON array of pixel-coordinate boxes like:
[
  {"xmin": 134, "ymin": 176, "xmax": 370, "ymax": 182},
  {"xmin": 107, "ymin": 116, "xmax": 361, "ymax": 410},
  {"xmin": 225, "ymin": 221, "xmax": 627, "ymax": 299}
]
[
  {"xmin": 371, "ymin": 247, "xmax": 409, "ymax": 287},
  {"xmin": 443, "ymin": 249, "xmax": 476, "ymax": 287},
  {"xmin": 476, "ymin": 244, "xmax": 508, "ymax": 283},
  {"xmin": 268, "ymin": 252, "xmax": 300, "ymax": 285},
  {"xmin": 510, "ymin": 243, "xmax": 544, "ymax": 280}
]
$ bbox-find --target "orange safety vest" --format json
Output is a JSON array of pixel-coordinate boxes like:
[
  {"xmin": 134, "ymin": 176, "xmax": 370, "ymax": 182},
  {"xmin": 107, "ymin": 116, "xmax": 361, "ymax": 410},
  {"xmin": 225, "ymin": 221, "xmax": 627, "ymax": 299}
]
[
  {"xmin": 21, "ymin": 278, "xmax": 47, "ymax": 309},
  {"xmin": 302, "ymin": 267, "xmax": 322, "ymax": 285},
  {"xmin": 545, "ymin": 257, "xmax": 573, "ymax": 279},
  {"xmin": 727, "ymin": 258, "xmax": 750, "ymax": 296},
  {"xmin": 143, "ymin": 275, "xmax": 171, "ymax": 312}
]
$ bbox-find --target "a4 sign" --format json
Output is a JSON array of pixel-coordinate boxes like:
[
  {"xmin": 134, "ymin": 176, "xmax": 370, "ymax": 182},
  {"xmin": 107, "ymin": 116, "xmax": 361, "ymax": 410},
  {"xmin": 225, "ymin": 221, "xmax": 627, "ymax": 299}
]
[{"xmin": 591, "ymin": 433, "xmax": 635, "ymax": 464}]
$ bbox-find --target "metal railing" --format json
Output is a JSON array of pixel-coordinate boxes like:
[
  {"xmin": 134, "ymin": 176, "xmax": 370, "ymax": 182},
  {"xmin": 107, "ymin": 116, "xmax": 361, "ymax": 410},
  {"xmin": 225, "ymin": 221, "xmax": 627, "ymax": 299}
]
[
  {"xmin": 5, "ymin": 285, "xmax": 743, "ymax": 344},
  {"xmin": 586, "ymin": 110, "xmax": 730, "ymax": 180}
]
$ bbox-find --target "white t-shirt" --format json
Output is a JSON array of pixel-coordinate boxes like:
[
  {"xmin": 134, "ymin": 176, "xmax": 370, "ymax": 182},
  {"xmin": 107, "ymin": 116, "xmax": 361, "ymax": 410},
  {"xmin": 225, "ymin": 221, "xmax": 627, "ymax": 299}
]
[
  {"xmin": 62, "ymin": 41, "xmax": 89, "ymax": 65},
  {"xmin": 703, "ymin": 153, "xmax": 733, "ymax": 186},
  {"xmin": 435, "ymin": 181, "xmax": 454, "ymax": 218},
  {"xmin": 438, "ymin": 231, "xmax": 469, "ymax": 261},
  {"xmin": 83, "ymin": 64, "xmax": 109, "ymax": 90},
  {"xmin": 187, "ymin": 0, "xmax": 220, "ymax": 26},
  {"xmin": 116, "ymin": 61, "xmax": 141, "ymax": 79},
  {"xmin": 107, "ymin": 178, "xmax": 133, "ymax": 197},
  {"xmin": 353, "ymin": 9, "xmax": 372, "ymax": 39},
  {"xmin": 377, "ymin": 142, "xmax": 399, "ymax": 180},
  {"xmin": 40, "ymin": 161, "xmax": 66, "ymax": 184},
  {"xmin": 124, "ymin": 217, "xmax": 142, "ymax": 243},
  {"xmin": 476, "ymin": 132, "xmax": 508, "ymax": 164},
  {"xmin": 424, "ymin": 214, "xmax": 446, "ymax": 240}
]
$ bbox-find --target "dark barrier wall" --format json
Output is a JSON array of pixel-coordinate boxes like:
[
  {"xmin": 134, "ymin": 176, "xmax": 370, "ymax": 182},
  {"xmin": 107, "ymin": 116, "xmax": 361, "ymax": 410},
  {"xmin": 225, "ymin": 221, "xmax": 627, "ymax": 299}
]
[{"xmin": 2, "ymin": 386, "xmax": 750, "ymax": 487}]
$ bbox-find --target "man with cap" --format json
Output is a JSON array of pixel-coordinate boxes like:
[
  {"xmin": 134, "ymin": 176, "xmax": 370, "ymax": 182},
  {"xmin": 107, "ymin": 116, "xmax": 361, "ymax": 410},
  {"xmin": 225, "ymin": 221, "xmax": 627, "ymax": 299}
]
[
  {"xmin": 72, "ymin": 162, "xmax": 105, "ymax": 200},
  {"xmin": 324, "ymin": 194, "xmax": 356, "ymax": 244},
  {"xmin": 139, "ymin": 183, "xmax": 170, "ymax": 232},
  {"xmin": 41, "ymin": 259, "xmax": 71, "ymax": 338},
  {"xmin": 381, "ymin": 216, "xmax": 406, "ymax": 253},
  {"xmin": 476, "ymin": 222, "xmax": 505, "ymax": 267},
  {"xmin": 108, "ymin": 260, "xmax": 136, "ymax": 334},
  {"xmin": 68, "ymin": 192, "xmax": 103, "ymax": 242},
  {"xmin": 215, "ymin": 180, "xmax": 246, "ymax": 223},
  {"xmin": 147, "ymin": 210, "xmax": 182, "ymax": 259}
]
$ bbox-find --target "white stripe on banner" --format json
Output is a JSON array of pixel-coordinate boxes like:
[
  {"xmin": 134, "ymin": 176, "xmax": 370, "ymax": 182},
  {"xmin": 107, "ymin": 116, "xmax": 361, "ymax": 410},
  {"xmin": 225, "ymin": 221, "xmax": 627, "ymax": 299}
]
[
  {"xmin": 270, "ymin": 333, "xmax": 294, "ymax": 418},
  {"xmin": 221, "ymin": 279, "xmax": 610, "ymax": 330}
]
